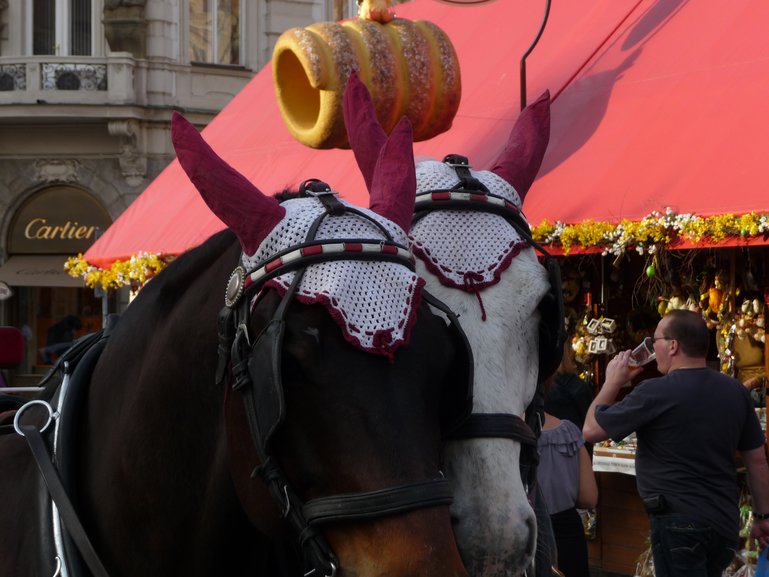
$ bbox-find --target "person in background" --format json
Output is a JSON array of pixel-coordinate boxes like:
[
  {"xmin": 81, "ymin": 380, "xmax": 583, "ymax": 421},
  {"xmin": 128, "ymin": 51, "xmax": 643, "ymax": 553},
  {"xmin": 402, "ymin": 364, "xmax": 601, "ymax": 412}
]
[
  {"xmin": 538, "ymin": 398, "xmax": 598, "ymax": 577},
  {"xmin": 546, "ymin": 341, "xmax": 594, "ymax": 449},
  {"xmin": 584, "ymin": 309, "xmax": 769, "ymax": 577},
  {"xmin": 41, "ymin": 314, "xmax": 81, "ymax": 364}
]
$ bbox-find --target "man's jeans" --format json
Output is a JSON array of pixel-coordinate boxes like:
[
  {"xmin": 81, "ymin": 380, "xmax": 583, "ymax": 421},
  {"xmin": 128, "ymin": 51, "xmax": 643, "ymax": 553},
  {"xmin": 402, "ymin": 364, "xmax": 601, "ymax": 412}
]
[{"xmin": 649, "ymin": 514, "xmax": 737, "ymax": 577}]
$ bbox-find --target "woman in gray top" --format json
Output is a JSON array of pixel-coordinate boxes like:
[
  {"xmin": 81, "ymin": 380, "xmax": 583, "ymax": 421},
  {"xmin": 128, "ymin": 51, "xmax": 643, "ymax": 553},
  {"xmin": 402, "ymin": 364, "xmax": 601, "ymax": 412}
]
[{"xmin": 538, "ymin": 412, "xmax": 598, "ymax": 577}]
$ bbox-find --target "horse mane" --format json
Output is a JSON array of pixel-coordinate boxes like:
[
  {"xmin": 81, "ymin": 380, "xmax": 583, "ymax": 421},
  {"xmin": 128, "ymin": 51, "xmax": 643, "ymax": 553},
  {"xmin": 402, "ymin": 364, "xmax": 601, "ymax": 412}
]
[
  {"xmin": 272, "ymin": 188, "xmax": 304, "ymax": 203},
  {"xmin": 137, "ymin": 229, "xmax": 239, "ymax": 313},
  {"xmin": 137, "ymin": 189, "xmax": 303, "ymax": 314}
]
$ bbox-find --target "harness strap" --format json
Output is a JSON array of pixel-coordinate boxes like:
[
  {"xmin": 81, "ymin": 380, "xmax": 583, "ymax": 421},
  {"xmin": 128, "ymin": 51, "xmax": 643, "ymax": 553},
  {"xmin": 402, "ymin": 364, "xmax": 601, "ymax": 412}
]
[
  {"xmin": 444, "ymin": 413, "xmax": 537, "ymax": 446},
  {"xmin": 443, "ymin": 154, "xmax": 489, "ymax": 193},
  {"xmin": 19, "ymin": 424, "xmax": 111, "ymax": 577},
  {"xmin": 303, "ymin": 478, "xmax": 453, "ymax": 525},
  {"xmin": 445, "ymin": 411, "xmax": 540, "ymax": 493},
  {"xmin": 258, "ymin": 458, "xmax": 338, "ymax": 577}
]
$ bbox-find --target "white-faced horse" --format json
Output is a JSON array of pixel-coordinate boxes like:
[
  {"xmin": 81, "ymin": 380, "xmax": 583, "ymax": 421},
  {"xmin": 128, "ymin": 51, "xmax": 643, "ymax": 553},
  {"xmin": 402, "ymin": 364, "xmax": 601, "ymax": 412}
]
[{"xmin": 345, "ymin": 75, "xmax": 564, "ymax": 576}]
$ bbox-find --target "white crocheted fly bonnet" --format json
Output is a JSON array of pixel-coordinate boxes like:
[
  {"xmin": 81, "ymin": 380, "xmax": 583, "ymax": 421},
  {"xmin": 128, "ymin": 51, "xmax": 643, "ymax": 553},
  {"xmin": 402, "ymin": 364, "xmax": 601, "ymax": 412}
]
[
  {"xmin": 410, "ymin": 161, "xmax": 530, "ymax": 293},
  {"xmin": 244, "ymin": 196, "xmax": 423, "ymax": 358}
]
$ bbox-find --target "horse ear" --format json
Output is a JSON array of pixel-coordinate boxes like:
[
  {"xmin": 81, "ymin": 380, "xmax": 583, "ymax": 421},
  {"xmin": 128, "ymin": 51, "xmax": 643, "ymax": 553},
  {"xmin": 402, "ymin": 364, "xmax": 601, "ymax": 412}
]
[
  {"xmin": 343, "ymin": 72, "xmax": 414, "ymax": 232},
  {"xmin": 369, "ymin": 116, "xmax": 416, "ymax": 233},
  {"xmin": 343, "ymin": 71, "xmax": 388, "ymax": 195},
  {"xmin": 489, "ymin": 90, "xmax": 551, "ymax": 202},
  {"xmin": 171, "ymin": 112, "xmax": 285, "ymax": 255}
]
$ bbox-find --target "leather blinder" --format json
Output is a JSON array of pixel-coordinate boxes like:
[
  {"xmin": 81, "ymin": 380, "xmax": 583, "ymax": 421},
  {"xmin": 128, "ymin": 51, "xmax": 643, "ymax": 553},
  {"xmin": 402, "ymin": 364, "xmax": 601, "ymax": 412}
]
[{"xmin": 245, "ymin": 319, "xmax": 287, "ymax": 452}]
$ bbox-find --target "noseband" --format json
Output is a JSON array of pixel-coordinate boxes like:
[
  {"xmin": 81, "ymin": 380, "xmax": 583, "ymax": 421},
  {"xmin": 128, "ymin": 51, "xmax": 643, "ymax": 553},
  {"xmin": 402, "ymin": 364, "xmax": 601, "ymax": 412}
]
[
  {"xmin": 217, "ymin": 182, "xmax": 453, "ymax": 577},
  {"xmin": 413, "ymin": 155, "xmax": 566, "ymax": 492}
]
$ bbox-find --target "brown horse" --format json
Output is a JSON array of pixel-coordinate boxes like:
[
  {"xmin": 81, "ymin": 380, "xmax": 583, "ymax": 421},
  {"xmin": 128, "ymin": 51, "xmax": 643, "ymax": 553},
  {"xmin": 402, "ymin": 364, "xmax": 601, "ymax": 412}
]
[{"xmin": 0, "ymin": 111, "xmax": 469, "ymax": 577}]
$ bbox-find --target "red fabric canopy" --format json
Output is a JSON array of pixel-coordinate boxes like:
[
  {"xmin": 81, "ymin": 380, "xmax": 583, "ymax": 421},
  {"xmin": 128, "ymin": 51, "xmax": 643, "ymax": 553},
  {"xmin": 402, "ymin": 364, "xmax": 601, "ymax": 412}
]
[
  {"xmin": 85, "ymin": 0, "xmax": 769, "ymax": 268},
  {"xmin": 525, "ymin": 0, "xmax": 769, "ymax": 229}
]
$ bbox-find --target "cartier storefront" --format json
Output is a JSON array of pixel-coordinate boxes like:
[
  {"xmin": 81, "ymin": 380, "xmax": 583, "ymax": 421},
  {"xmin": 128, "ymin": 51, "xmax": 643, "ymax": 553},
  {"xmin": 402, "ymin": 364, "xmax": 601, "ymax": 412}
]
[{"xmin": 0, "ymin": 185, "xmax": 113, "ymax": 379}]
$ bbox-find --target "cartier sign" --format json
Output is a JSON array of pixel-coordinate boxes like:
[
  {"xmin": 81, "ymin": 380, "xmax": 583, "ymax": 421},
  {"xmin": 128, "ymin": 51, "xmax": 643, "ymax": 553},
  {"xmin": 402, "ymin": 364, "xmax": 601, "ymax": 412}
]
[{"xmin": 9, "ymin": 186, "xmax": 112, "ymax": 254}]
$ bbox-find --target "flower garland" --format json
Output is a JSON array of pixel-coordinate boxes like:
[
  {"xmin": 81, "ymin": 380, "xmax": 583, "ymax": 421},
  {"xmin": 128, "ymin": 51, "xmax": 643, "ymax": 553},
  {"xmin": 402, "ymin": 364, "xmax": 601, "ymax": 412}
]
[
  {"xmin": 65, "ymin": 252, "xmax": 171, "ymax": 291},
  {"xmin": 63, "ymin": 208, "xmax": 769, "ymax": 290},
  {"xmin": 532, "ymin": 208, "xmax": 769, "ymax": 255}
]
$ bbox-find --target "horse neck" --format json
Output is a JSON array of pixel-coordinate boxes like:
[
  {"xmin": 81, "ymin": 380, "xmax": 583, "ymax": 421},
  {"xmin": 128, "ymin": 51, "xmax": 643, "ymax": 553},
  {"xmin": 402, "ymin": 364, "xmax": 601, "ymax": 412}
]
[{"xmin": 417, "ymin": 250, "xmax": 548, "ymax": 416}]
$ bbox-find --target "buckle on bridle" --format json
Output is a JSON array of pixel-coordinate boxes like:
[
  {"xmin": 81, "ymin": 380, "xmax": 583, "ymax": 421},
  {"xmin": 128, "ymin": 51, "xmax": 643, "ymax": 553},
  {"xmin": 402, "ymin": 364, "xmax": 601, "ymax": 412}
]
[
  {"xmin": 442, "ymin": 154, "xmax": 488, "ymax": 193},
  {"xmin": 442, "ymin": 154, "xmax": 471, "ymax": 169},
  {"xmin": 300, "ymin": 179, "xmax": 344, "ymax": 215}
]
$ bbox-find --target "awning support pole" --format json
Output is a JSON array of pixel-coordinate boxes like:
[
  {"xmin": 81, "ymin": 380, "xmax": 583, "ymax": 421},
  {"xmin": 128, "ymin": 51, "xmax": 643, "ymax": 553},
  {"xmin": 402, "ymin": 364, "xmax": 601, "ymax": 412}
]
[{"xmin": 520, "ymin": 0, "xmax": 551, "ymax": 110}]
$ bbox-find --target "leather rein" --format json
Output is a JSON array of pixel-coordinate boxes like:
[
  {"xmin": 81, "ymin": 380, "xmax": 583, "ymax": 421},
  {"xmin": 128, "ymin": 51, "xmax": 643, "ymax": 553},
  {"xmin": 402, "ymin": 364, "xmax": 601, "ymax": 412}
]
[{"xmin": 216, "ymin": 186, "xmax": 454, "ymax": 577}]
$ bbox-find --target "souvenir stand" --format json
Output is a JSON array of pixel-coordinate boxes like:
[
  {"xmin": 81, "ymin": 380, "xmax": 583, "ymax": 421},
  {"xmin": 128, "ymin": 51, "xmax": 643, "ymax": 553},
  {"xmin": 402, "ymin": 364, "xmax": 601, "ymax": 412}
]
[
  {"xmin": 535, "ymin": 225, "xmax": 769, "ymax": 577},
  {"xmin": 518, "ymin": 0, "xmax": 769, "ymax": 571}
]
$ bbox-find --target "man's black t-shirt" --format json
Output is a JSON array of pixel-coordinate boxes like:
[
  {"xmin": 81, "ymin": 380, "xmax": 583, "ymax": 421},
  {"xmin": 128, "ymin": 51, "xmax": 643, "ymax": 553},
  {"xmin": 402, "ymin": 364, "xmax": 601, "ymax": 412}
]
[{"xmin": 595, "ymin": 367, "xmax": 765, "ymax": 540}]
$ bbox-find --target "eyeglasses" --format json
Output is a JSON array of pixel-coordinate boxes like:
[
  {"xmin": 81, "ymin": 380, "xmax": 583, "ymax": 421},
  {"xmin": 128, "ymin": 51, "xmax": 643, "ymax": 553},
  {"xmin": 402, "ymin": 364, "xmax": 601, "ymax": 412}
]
[{"xmin": 643, "ymin": 336, "xmax": 671, "ymax": 348}]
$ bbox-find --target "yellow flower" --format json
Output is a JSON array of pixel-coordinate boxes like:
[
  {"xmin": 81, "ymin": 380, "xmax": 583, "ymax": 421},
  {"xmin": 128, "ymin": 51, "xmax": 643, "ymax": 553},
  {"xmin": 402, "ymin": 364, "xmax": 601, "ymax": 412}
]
[
  {"xmin": 531, "ymin": 208, "xmax": 769, "ymax": 254},
  {"xmin": 66, "ymin": 253, "xmax": 171, "ymax": 290}
]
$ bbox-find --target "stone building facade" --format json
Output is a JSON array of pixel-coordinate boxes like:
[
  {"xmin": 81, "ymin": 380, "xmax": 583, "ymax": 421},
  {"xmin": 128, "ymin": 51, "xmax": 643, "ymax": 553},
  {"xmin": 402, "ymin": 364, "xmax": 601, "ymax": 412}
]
[{"xmin": 0, "ymin": 0, "xmax": 357, "ymax": 379}]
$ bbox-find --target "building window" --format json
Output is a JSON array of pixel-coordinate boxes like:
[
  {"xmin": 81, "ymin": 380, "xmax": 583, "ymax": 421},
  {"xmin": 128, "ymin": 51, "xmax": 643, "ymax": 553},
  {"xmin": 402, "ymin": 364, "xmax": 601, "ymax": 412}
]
[
  {"xmin": 32, "ymin": 0, "xmax": 92, "ymax": 56},
  {"xmin": 189, "ymin": 0, "xmax": 241, "ymax": 65}
]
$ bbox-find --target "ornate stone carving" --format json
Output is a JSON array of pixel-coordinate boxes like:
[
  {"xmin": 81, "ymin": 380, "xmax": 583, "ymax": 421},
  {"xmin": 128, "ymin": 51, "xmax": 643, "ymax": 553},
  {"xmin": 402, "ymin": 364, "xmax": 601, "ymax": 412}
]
[
  {"xmin": 41, "ymin": 63, "xmax": 107, "ymax": 91},
  {"xmin": 0, "ymin": 64, "xmax": 26, "ymax": 91},
  {"xmin": 34, "ymin": 160, "xmax": 80, "ymax": 183},
  {"xmin": 108, "ymin": 120, "xmax": 147, "ymax": 187},
  {"xmin": 103, "ymin": 3, "xmax": 147, "ymax": 58}
]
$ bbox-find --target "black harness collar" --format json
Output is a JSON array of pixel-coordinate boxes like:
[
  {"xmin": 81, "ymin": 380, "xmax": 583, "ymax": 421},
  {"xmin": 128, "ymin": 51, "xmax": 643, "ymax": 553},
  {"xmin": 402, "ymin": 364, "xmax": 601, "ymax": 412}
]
[{"xmin": 218, "ymin": 183, "xmax": 454, "ymax": 577}]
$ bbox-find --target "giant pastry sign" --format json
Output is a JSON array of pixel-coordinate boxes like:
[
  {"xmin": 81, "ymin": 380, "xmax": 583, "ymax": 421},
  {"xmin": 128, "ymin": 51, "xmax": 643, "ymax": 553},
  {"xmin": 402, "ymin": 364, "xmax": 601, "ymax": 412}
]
[{"xmin": 272, "ymin": 0, "xmax": 461, "ymax": 149}]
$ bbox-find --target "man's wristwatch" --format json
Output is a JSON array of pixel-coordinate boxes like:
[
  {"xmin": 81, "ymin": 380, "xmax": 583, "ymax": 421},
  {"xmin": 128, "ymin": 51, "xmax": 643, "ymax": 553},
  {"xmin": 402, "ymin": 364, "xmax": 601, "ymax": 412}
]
[{"xmin": 754, "ymin": 512, "xmax": 769, "ymax": 520}]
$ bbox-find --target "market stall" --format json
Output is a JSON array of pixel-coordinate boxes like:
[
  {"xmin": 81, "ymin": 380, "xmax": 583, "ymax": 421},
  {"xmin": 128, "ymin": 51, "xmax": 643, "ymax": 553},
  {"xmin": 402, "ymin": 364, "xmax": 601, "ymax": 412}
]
[
  {"xmin": 553, "ymin": 246, "xmax": 769, "ymax": 575},
  {"xmin": 516, "ymin": 0, "xmax": 769, "ymax": 573}
]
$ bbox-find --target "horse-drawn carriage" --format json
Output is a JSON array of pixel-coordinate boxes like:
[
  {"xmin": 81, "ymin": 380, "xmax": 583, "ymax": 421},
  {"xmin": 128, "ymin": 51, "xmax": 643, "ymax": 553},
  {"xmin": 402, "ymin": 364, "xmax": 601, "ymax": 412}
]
[{"xmin": 0, "ymin": 74, "xmax": 562, "ymax": 577}]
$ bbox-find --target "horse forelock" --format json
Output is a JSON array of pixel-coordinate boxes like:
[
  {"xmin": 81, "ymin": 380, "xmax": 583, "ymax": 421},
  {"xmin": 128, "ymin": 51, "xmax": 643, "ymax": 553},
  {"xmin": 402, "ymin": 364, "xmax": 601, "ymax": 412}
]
[{"xmin": 241, "ymin": 197, "xmax": 423, "ymax": 358}]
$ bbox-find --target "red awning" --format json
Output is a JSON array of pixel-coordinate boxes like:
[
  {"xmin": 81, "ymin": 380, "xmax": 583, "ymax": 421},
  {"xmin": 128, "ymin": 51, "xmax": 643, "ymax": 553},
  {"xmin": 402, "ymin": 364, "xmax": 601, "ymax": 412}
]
[
  {"xmin": 85, "ymin": 0, "xmax": 769, "ymax": 268},
  {"xmin": 84, "ymin": 0, "xmax": 640, "ymax": 268},
  {"xmin": 524, "ymin": 0, "xmax": 769, "ymax": 229}
]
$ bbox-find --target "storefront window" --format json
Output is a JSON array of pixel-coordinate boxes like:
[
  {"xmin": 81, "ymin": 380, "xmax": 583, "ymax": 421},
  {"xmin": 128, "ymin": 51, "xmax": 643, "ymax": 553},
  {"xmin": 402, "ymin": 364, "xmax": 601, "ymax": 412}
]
[
  {"xmin": 1, "ymin": 285, "xmax": 113, "ymax": 378},
  {"xmin": 0, "ymin": 185, "xmax": 114, "ymax": 381},
  {"xmin": 189, "ymin": 0, "xmax": 241, "ymax": 65}
]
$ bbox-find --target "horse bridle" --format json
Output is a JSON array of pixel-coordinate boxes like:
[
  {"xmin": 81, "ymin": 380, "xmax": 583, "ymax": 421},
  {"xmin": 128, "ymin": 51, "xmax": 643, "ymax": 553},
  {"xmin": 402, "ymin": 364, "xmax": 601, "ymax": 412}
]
[
  {"xmin": 412, "ymin": 155, "xmax": 566, "ymax": 493},
  {"xmin": 215, "ymin": 181, "xmax": 456, "ymax": 577}
]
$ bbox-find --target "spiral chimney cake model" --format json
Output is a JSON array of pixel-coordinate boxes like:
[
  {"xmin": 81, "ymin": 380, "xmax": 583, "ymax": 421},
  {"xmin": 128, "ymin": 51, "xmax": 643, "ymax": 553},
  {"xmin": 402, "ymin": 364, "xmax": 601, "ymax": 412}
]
[{"xmin": 272, "ymin": 14, "xmax": 461, "ymax": 149}]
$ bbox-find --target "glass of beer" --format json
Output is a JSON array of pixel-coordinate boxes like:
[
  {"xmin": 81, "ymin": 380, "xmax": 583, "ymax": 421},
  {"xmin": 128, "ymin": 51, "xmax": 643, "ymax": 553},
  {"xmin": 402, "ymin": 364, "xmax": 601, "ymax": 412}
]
[{"xmin": 628, "ymin": 337, "xmax": 656, "ymax": 367}]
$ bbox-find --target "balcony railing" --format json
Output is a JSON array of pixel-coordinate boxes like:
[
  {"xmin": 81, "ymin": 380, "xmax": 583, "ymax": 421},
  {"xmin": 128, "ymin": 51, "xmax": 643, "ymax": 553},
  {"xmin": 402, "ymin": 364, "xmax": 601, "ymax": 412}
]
[
  {"xmin": 0, "ymin": 54, "xmax": 138, "ymax": 105},
  {"xmin": 0, "ymin": 53, "xmax": 254, "ymax": 115}
]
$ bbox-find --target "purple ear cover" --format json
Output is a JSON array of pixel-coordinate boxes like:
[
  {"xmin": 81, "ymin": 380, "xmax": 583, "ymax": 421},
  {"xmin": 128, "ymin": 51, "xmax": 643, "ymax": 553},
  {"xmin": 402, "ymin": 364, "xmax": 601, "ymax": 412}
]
[
  {"xmin": 171, "ymin": 112, "xmax": 285, "ymax": 254},
  {"xmin": 489, "ymin": 90, "xmax": 551, "ymax": 201}
]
